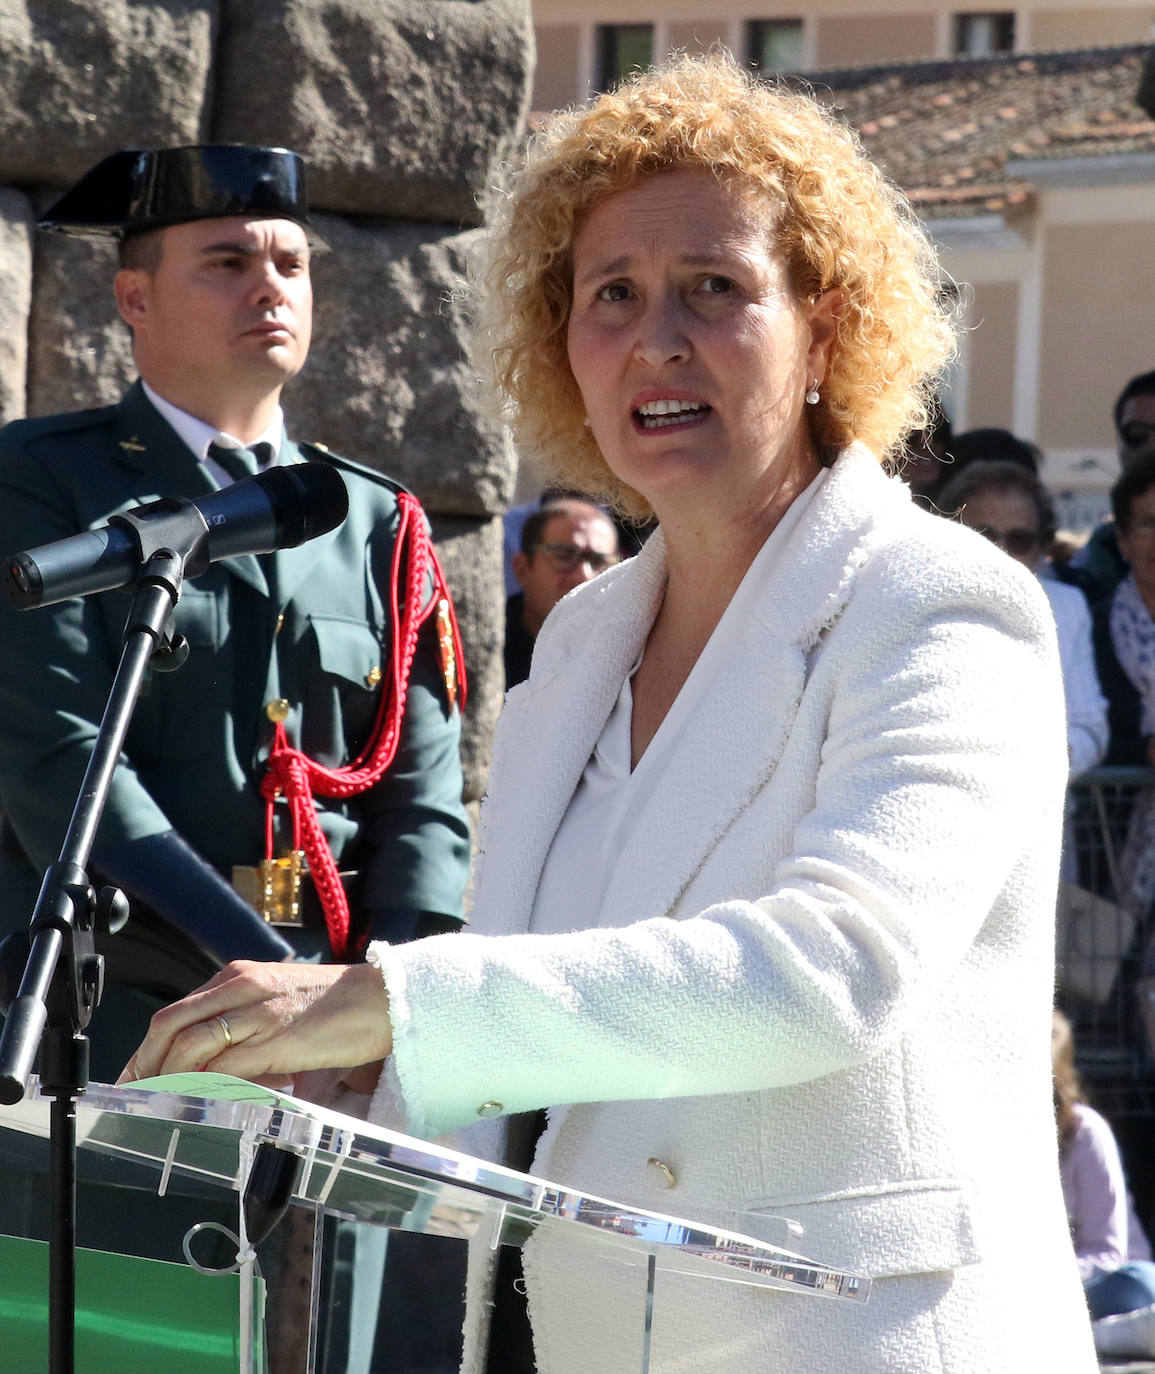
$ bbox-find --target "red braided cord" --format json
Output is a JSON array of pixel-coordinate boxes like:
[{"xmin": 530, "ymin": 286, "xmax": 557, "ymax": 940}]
[{"xmin": 259, "ymin": 492, "xmax": 466, "ymax": 959}]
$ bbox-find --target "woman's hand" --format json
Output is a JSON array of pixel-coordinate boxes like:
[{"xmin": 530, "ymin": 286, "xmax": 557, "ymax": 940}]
[{"xmin": 117, "ymin": 959, "xmax": 392, "ymax": 1087}]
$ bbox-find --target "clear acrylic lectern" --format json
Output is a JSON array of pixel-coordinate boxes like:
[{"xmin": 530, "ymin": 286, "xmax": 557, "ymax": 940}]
[{"xmin": 0, "ymin": 1075, "xmax": 870, "ymax": 1372}]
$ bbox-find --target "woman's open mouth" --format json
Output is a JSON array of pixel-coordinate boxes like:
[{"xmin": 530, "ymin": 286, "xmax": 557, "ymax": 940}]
[{"xmin": 634, "ymin": 399, "xmax": 712, "ymax": 431}]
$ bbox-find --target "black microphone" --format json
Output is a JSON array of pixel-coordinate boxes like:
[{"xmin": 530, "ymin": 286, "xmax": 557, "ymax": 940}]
[{"xmin": 4, "ymin": 462, "xmax": 349, "ymax": 610}]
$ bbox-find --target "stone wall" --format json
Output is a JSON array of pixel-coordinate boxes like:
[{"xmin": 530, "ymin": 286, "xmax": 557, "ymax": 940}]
[{"xmin": 0, "ymin": 0, "xmax": 535, "ymax": 802}]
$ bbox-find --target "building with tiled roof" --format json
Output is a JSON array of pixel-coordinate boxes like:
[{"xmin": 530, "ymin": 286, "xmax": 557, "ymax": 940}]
[
  {"xmin": 809, "ymin": 42, "xmax": 1155, "ymax": 525},
  {"xmin": 532, "ymin": 0, "xmax": 1155, "ymax": 105},
  {"xmin": 529, "ymin": 2, "xmax": 1155, "ymax": 526},
  {"xmin": 811, "ymin": 44, "xmax": 1155, "ymax": 219}
]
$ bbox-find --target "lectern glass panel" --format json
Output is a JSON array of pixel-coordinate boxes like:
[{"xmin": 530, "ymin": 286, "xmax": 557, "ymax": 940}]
[{"xmin": 0, "ymin": 1077, "xmax": 870, "ymax": 1373}]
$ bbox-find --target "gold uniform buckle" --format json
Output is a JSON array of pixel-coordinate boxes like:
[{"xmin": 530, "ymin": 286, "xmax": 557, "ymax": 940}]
[{"xmin": 232, "ymin": 850, "xmax": 306, "ymax": 926}]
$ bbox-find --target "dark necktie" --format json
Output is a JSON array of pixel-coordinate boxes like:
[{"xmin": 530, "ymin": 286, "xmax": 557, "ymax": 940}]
[
  {"xmin": 207, "ymin": 442, "xmax": 279, "ymax": 599},
  {"xmin": 208, "ymin": 441, "xmax": 275, "ymax": 484}
]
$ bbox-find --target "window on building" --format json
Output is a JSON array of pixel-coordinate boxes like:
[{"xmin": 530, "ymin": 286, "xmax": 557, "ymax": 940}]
[
  {"xmin": 747, "ymin": 19, "xmax": 805, "ymax": 74},
  {"xmin": 953, "ymin": 12, "xmax": 1015, "ymax": 55},
  {"xmin": 596, "ymin": 24, "xmax": 654, "ymax": 91}
]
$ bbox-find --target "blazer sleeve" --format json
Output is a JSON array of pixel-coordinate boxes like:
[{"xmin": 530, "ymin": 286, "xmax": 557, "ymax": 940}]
[{"xmin": 369, "ymin": 552, "xmax": 1066, "ymax": 1138}]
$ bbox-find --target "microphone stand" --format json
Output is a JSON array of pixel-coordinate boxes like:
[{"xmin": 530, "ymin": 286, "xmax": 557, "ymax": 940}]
[{"xmin": 0, "ymin": 502, "xmax": 210, "ymax": 1374}]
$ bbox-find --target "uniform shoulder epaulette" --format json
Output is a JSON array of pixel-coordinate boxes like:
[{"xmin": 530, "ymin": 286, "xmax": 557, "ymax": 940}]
[
  {"xmin": 3, "ymin": 401, "xmax": 121, "ymax": 444},
  {"xmin": 297, "ymin": 441, "xmax": 414, "ymax": 498}
]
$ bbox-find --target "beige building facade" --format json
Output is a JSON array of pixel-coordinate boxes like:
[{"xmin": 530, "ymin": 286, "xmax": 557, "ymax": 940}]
[
  {"xmin": 532, "ymin": 1, "xmax": 1154, "ymax": 110},
  {"xmin": 939, "ymin": 175, "xmax": 1155, "ymax": 526},
  {"xmin": 531, "ymin": 2, "xmax": 1155, "ymax": 527}
]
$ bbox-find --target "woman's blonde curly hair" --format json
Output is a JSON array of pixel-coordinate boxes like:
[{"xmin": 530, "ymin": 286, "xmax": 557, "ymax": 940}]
[{"xmin": 470, "ymin": 52, "xmax": 957, "ymax": 519}]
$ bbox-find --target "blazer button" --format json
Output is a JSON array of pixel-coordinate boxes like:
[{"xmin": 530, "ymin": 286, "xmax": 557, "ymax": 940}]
[
  {"xmin": 646, "ymin": 1157, "xmax": 677, "ymax": 1189},
  {"xmin": 476, "ymin": 1101, "xmax": 504, "ymax": 1118}
]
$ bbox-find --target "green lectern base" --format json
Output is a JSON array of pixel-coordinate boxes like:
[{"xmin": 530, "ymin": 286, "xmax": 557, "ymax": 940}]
[{"xmin": 0, "ymin": 1233, "xmax": 261, "ymax": 1372}]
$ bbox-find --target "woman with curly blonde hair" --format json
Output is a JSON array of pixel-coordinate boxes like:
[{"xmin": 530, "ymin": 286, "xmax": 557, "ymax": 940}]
[
  {"xmin": 474, "ymin": 52, "xmax": 954, "ymax": 518},
  {"xmin": 126, "ymin": 54, "xmax": 1096, "ymax": 1374}
]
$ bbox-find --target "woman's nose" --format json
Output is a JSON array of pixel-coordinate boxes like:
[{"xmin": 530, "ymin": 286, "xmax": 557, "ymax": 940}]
[{"xmin": 633, "ymin": 294, "xmax": 690, "ymax": 369}]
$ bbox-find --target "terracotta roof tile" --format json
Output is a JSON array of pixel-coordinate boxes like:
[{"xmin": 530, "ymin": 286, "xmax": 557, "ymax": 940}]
[{"xmin": 791, "ymin": 44, "xmax": 1155, "ymax": 218}]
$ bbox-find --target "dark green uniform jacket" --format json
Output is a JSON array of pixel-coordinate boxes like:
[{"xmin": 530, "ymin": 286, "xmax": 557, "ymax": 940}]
[{"xmin": 0, "ymin": 383, "xmax": 470, "ymax": 1064}]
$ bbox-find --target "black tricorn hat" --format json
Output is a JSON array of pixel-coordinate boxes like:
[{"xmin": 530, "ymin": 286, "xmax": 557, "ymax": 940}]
[{"xmin": 38, "ymin": 145, "xmax": 328, "ymax": 251}]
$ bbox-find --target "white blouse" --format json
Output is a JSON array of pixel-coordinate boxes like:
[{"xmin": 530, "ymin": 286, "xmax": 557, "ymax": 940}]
[
  {"xmin": 530, "ymin": 468, "xmax": 829, "ymax": 936},
  {"xmin": 1037, "ymin": 575, "xmax": 1107, "ymax": 780}
]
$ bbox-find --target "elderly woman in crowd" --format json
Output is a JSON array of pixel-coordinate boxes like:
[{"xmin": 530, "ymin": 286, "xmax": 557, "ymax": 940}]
[
  {"xmin": 937, "ymin": 457, "xmax": 1107, "ymax": 781},
  {"xmin": 1090, "ymin": 454, "xmax": 1155, "ymax": 931},
  {"xmin": 1091, "ymin": 455, "xmax": 1155, "ymax": 767},
  {"xmin": 124, "ymin": 56, "xmax": 1096, "ymax": 1373}
]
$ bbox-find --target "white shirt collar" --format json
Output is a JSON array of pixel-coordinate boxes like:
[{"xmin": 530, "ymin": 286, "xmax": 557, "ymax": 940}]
[{"xmin": 141, "ymin": 380, "xmax": 284, "ymax": 468}]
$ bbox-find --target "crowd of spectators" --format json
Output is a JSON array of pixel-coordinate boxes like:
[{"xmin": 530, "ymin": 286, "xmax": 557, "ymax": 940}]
[
  {"xmin": 915, "ymin": 371, "xmax": 1155, "ymax": 791},
  {"xmin": 935, "ymin": 456, "xmax": 1107, "ymax": 783},
  {"xmin": 914, "ymin": 374, "xmax": 1155, "ymax": 1358}
]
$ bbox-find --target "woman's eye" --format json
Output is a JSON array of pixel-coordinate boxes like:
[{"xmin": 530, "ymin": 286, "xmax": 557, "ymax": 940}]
[
  {"xmin": 596, "ymin": 282, "xmax": 632, "ymax": 303},
  {"xmin": 699, "ymin": 275, "xmax": 734, "ymax": 295}
]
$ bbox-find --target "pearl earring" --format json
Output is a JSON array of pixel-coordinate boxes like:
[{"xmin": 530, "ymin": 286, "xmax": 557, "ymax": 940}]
[{"xmin": 805, "ymin": 379, "xmax": 821, "ymax": 406}]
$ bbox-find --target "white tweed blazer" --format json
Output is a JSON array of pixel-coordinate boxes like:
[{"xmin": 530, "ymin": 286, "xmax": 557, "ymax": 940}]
[{"xmin": 370, "ymin": 447, "xmax": 1097, "ymax": 1373}]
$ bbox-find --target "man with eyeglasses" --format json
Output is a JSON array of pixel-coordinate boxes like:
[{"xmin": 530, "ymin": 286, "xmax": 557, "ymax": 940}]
[
  {"xmin": 505, "ymin": 498, "xmax": 622, "ymax": 688},
  {"xmin": 1069, "ymin": 371, "xmax": 1155, "ymax": 605}
]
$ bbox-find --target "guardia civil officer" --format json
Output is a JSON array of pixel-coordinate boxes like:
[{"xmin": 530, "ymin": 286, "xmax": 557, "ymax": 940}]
[
  {"xmin": 0, "ymin": 144, "xmax": 473, "ymax": 1373},
  {"xmin": 0, "ymin": 147, "xmax": 471, "ymax": 1075}
]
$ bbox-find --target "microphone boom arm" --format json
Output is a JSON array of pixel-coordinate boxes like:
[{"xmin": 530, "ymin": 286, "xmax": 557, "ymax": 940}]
[
  {"xmin": 0, "ymin": 538, "xmax": 200, "ymax": 1374},
  {"xmin": 0, "ymin": 464, "xmax": 348, "ymax": 1373}
]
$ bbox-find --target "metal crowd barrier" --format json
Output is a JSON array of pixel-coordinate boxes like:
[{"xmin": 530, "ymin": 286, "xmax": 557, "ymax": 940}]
[{"xmin": 1059, "ymin": 766, "xmax": 1155, "ymax": 1117}]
